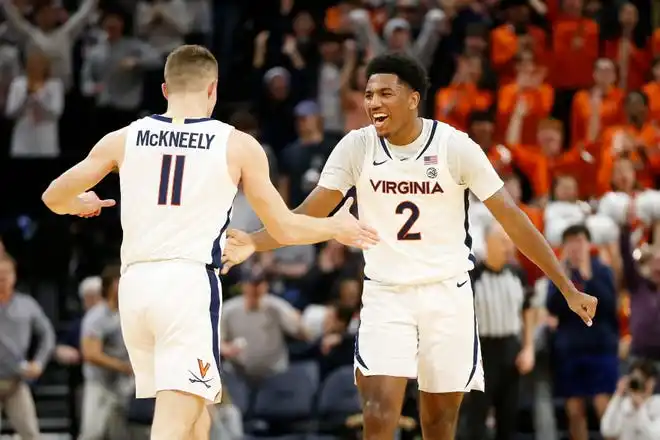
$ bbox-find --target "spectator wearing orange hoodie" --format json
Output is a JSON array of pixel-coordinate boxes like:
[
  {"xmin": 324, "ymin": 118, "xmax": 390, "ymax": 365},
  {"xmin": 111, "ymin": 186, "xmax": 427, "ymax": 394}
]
[
  {"xmin": 571, "ymin": 59, "xmax": 625, "ymax": 146},
  {"xmin": 490, "ymin": 0, "xmax": 547, "ymax": 86},
  {"xmin": 497, "ymin": 49, "xmax": 554, "ymax": 145},
  {"xmin": 435, "ymin": 54, "xmax": 493, "ymax": 132},
  {"xmin": 550, "ymin": 0, "xmax": 600, "ymax": 128}
]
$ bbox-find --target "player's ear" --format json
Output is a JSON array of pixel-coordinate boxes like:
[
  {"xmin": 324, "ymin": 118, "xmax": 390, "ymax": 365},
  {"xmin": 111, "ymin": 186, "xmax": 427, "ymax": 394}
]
[
  {"xmin": 161, "ymin": 83, "xmax": 169, "ymax": 100},
  {"xmin": 208, "ymin": 80, "xmax": 217, "ymax": 98},
  {"xmin": 409, "ymin": 91, "xmax": 420, "ymax": 110}
]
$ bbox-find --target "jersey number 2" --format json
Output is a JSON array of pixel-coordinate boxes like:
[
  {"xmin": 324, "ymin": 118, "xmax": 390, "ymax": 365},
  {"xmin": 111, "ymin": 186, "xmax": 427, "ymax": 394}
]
[
  {"xmin": 396, "ymin": 201, "xmax": 421, "ymax": 240},
  {"xmin": 158, "ymin": 154, "xmax": 186, "ymax": 206}
]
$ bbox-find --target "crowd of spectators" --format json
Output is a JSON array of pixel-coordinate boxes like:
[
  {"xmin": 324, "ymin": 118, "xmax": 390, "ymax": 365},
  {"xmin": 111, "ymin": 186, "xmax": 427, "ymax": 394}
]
[{"xmin": 1, "ymin": 0, "xmax": 660, "ymax": 439}]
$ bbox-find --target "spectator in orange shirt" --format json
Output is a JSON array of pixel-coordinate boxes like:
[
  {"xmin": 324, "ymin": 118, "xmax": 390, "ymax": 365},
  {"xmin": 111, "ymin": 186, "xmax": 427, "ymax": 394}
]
[
  {"xmin": 435, "ymin": 54, "xmax": 493, "ymax": 132},
  {"xmin": 507, "ymin": 102, "xmax": 598, "ymax": 200},
  {"xmin": 571, "ymin": 59, "xmax": 624, "ymax": 145},
  {"xmin": 598, "ymin": 91, "xmax": 660, "ymax": 194},
  {"xmin": 490, "ymin": 0, "xmax": 547, "ymax": 85},
  {"xmin": 551, "ymin": 0, "xmax": 599, "ymax": 92},
  {"xmin": 497, "ymin": 50, "xmax": 554, "ymax": 145},
  {"xmin": 642, "ymin": 58, "xmax": 660, "ymax": 123},
  {"xmin": 470, "ymin": 111, "xmax": 549, "ymax": 203},
  {"xmin": 603, "ymin": 3, "xmax": 650, "ymax": 92}
]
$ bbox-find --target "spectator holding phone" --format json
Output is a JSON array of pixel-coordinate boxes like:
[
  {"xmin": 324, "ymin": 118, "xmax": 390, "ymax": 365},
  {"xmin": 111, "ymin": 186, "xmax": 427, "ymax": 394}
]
[{"xmin": 601, "ymin": 359, "xmax": 660, "ymax": 439}]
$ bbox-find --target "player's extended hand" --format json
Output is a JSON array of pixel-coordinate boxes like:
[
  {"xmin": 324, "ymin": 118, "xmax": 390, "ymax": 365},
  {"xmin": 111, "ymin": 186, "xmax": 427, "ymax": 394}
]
[
  {"xmin": 331, "ymin": 197, "xmax": 379, "ymax": 249},
  {"xmin": 75, "ymin": 191, "xmax": 116, "ymax": 218},
  {"xmin": 564, "ymin": 288, "xmax": 598, "ymax": 327},
  {"xmin": 220, "ymin": 229, "xmax": 257, "ymax": 275}
]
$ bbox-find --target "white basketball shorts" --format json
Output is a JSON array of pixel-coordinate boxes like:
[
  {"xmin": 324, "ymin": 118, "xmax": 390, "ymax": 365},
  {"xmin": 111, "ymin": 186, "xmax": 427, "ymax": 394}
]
[
  {"xmin": 355, "ymin": 272, "xmax": 484, "ymax": 393},
  {"xmin": 118, "ymin": 260, "xmax": 222, "ymax": 403}
]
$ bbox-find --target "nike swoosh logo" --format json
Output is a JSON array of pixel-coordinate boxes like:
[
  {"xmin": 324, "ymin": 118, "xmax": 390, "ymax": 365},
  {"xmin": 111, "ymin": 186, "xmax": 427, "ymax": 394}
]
[
  {"xmin": 373, "ymin": 160, "xmax": 387, "ymax": 166},
  {"xmin": 457, "ymin": 280, "xmax": 468, "ymax": 288}
]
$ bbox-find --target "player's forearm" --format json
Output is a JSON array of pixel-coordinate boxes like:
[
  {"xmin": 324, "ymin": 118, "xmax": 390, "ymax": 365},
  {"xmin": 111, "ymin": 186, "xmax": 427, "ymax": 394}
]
[
  {"xmin": 265, "ymin": 212, "xmax": 337, "ymax": 247},
  {"xmin": 251, "ymin": 200, "xmax": 325, "ymax": 251},
  {"xmin": 42, "ymin": 187, "xmax": 87, "ymax": 215},
  {"xmin": 497, "ymin": 206, "xmax": 574, "ymax": 294}
]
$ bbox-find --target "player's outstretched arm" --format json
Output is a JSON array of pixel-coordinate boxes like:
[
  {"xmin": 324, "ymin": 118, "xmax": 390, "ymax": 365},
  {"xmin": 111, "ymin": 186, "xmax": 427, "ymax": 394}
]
[
  {"xmin": 221, "ymin": 185, "xmax": 348, "ymax": 274},
  {"xmin": 233, "ymin": 130, "xmax": 378, "ymax": 248},
  {"xmin": 220, "ymin": 186, "xmax": 347, "ymax": 273},
  {"xmin": 42, "ymin": 130, "xmax": 124, "ymax": 216},
  {"xmin": 451, "ymin": 129, "xmax": 598, "ymax": 326},
  {"xmin": 483, "ymin": 189, "xmax": 597, "ymax": 326}
]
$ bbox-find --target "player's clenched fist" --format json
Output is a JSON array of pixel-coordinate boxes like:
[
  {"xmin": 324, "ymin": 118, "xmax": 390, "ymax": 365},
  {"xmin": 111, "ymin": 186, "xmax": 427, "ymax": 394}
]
[
  {"xmin": 220, "ymin": 229, "xmax": 257, "ymax": 274},
  {"xmin": 330, "ymin": 197, "xmax": 380, "ymax": 249},
  {"xmin": 564, "ymin": 288, "xmax": 598, "ymax": 326}
]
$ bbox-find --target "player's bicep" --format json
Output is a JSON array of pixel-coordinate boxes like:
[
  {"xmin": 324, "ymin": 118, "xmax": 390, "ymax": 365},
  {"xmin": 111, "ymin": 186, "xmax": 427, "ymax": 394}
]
[
  {"xmin": 449, "ymin": 130, "xmax": 503, "ymax": 201},
  {"xmin": 235, "ymin": 132, "xmax": 296, "ymax": 239},
  {"xmin": 295, "ymin": 185, "xmax": 345, "ymax": 218},
  {"xmin": 481, "ymin": 187, "xmax": 518, "ymax": 219}
]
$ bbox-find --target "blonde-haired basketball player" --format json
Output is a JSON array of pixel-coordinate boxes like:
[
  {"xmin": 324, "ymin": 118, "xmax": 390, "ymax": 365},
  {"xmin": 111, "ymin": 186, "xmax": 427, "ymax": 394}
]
[{"xmin": 42, "ymin": 45, "xmax": 379, "ymax": 440}]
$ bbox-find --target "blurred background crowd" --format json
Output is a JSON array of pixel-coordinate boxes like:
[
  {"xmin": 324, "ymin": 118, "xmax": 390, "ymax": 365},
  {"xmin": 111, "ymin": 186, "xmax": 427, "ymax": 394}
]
[{"xmin": 1, "ymin": 0, "xmax": 660, "ymax": 439}]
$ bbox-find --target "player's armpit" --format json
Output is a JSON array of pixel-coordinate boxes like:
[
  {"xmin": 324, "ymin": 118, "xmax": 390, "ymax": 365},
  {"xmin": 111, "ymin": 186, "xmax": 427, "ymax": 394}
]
[
  {"xmin": 42, "ymin": 129, "xmax": 124, "ymax": 215},
  {"xmin": 251, "ymin": 186, "xmax": 347, "ymax": 252}
]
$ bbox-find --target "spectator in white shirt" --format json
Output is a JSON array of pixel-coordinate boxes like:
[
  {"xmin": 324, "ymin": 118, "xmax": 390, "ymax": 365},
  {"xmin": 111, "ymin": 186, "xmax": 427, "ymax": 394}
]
[
  {"xmin": 601, "ymin": 359, "xmax": 660, "ymax": 440},
  {"xmin": 6, "ymin": 50, "xmax": 64, "ymax": 158},
  {"xmin": 2, "ymin": 0, "xmax": 98, "ymax": 89}
]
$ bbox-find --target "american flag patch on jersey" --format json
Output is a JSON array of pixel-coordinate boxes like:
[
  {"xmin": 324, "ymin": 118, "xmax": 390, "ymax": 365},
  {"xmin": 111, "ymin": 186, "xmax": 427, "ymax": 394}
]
[{"xmin": 424, "ymin": 155, "xmax": 438, "ymax": 165}]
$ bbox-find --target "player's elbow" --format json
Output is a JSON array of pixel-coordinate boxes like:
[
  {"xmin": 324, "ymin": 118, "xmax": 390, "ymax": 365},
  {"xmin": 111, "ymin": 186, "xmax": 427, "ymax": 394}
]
[{"xmin": 41, "ymin": 186, "xmax": 67, "ymax": 215}]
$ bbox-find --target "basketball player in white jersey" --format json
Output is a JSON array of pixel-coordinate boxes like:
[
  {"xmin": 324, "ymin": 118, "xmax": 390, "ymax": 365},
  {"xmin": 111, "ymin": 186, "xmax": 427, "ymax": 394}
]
[
  {"xmin": 41, "ymin": 45, "xmax": 379, "ymax": 440},
  {"xmin": 220, "ymin": 52, "xmax": 598, "ymax": 440}
]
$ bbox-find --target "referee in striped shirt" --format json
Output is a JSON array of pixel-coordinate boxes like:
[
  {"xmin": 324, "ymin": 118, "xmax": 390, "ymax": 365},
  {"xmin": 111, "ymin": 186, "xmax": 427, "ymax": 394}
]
[{"xmin": 461, "ymin": 222, "xmax": 537, "ymax": 440}]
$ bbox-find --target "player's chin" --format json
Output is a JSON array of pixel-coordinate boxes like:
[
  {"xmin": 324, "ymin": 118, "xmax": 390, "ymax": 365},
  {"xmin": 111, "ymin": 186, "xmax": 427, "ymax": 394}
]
[{"xmin": 372, "ymin": 122, "xmax": 391, "ymax": 137}]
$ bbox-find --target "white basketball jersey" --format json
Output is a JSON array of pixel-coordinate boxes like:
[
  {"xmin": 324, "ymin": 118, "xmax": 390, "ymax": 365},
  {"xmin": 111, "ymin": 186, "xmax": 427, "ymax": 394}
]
[
  {"xmin": 356, "ymin": 120, "xmax": 476, "ymax": 285},
  {"xmin": 119, "ymin": 115, "xmax": 237, "ymax": 270}
]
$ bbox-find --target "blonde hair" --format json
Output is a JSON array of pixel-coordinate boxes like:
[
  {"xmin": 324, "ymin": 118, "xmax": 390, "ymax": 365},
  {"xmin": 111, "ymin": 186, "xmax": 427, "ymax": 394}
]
[{"xmin": 164, "ymin": 45, "xmax": 218, "ymax": 93}]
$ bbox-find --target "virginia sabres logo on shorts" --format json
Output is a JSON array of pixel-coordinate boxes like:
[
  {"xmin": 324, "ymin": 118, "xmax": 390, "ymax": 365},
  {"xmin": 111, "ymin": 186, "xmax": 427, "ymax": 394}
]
[{"xmin": 188, "ymin": 358, "xmax": 213, "ymax": 388}]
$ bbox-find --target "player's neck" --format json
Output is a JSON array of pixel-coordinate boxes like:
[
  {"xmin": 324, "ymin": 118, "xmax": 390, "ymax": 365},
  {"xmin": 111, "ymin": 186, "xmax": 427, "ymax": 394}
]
[
  {"xmin": 386, "ymin": 117, "xmax": 423, "ymax": 146},
  {"xmin": 163, "ymin": 95, "xmax": 209, "ymax": 120}
]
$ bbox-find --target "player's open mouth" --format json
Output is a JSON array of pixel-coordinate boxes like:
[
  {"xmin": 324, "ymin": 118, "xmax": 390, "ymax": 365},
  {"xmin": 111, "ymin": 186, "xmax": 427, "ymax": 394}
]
[{"xmin": 372, "ymin": 113, "xmax": 388, "ymax": 127}]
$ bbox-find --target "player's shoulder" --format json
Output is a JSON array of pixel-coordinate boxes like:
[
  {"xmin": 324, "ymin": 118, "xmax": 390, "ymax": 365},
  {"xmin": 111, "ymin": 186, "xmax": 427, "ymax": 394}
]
[{"xmin": 333, "ymin": 126, "xmax": 374, "ymax": 155}]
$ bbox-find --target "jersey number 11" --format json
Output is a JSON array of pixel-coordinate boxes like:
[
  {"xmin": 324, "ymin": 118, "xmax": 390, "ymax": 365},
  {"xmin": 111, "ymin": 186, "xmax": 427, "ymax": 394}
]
[{"xmin": 157, "ymin": 154, "xmax": 186, "ymax": 206}]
